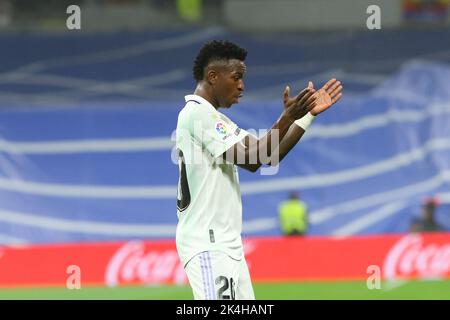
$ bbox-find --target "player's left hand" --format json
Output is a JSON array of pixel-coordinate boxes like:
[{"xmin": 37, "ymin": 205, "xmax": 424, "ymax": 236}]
[{"xmin": 309, "ymin": 79, "xmax": 343, "ymax": 116}]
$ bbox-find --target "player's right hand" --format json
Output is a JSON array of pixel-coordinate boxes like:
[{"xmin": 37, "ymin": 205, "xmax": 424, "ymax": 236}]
[{"xmin": 282, "ymin": 83, "xmax": 317, "ymax": 121}]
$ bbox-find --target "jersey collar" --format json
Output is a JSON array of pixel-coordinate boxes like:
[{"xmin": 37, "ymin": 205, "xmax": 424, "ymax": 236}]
[{"xmin": 185, "ymin": 94, "xmax": 217, "ymax": 112}]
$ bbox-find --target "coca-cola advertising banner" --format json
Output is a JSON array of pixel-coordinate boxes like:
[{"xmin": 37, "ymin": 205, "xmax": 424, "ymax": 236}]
[{"xmin": 0, "ymin": 233, "xmax": 449, "ymax": 288}]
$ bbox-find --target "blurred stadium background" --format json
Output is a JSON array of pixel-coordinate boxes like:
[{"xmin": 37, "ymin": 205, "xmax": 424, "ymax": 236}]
[{"xmin": 0, "ymin": 0, "xmax": 449, "ymax": 299}]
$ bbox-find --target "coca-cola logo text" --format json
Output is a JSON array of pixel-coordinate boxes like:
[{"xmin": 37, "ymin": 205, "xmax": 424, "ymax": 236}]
[
  {"xmin": 105, "ymin": 241, "xmax": 188, "ymax": 286},
  {"xmin": 383, "ymin": 234, "xmax": 450, "ymax": 279}
]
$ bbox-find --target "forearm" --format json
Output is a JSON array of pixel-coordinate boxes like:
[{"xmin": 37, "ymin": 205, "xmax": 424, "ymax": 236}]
[
  {"xmin": 238, "ymin": 113, "xmax": 294, "ymax": 172},
  {"xmin": 270, "ymin": 123, "xmax": 306, "ymax": 165},
  {"xmin": 254, "ymin": 113, "xmax": 294, "ymax": 162},
  {"xmin": 224, "ymin": 85, "xmax": 319, "ymax": 172},
  {"xmin": 268, "ymin": 111, "xmax": 316, "ymax": 165}
]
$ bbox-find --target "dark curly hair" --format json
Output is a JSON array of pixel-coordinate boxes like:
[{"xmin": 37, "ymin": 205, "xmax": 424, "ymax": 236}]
[{"xmin": 193, "ymin": 40, "xmax": 247, "ymax": 82}]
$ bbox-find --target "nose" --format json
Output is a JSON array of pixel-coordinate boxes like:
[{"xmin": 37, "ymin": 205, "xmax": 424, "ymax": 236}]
[{"xmin": 238, "ymin": 79, "xmax": 244, "ymax": 92}]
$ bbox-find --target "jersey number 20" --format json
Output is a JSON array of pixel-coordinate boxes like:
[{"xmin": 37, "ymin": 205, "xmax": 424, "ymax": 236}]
[{"xmin": 216, "ymin": 276, "xmax": 236, "ymax": 300}]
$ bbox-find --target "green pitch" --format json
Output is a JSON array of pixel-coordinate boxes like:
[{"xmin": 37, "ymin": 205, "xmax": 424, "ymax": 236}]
[{"xmin": 0, "ymin": 279, "xmax": 449, "ymax": 300}]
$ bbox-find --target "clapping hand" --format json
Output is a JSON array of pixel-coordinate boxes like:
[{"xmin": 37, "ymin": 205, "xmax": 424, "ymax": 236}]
[{"xmin": 309, "ymin": 79, "xmax": 343, "ymax": 116}]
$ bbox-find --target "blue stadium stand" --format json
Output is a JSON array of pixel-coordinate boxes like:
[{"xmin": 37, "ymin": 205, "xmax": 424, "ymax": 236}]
[{"xmin": 0, "ymin": 27, "xmax": 449, "ymax": 244}]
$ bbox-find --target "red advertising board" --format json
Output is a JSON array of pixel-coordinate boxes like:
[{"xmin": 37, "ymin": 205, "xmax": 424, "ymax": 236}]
[{"xmin": 0, "ymin": 233, "xmax": 449, "ymax": 288}]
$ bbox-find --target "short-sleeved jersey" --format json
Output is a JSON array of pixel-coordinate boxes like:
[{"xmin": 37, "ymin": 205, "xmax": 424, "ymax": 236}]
[{"xmin": 175, "ymin": 94, "xmax": 249, "ymax": 267}]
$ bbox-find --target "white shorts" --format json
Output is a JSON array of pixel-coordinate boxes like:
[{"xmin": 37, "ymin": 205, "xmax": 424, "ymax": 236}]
[{"xmin": 184, "ymin": 251, "xmax": 255, "ymax": 300}]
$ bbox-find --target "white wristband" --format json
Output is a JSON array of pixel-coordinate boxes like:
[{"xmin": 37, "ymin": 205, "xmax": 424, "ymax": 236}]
[{"xmin": 294, "ymin": 112, "xmax": 316, "ymax": 130}]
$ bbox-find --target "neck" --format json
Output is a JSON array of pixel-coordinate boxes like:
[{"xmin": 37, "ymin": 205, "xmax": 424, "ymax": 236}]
[{"xmin": 194, "ymin": 82, "xmax": 220, "ymax": 109}]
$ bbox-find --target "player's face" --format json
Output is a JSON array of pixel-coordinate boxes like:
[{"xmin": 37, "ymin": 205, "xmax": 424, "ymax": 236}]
[{"xmin": 215, "ymin": 59, "xmax": 246, "ymax": 108}]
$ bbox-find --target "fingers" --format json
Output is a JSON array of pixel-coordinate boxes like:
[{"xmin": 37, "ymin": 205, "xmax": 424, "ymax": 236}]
[
  {"xmin": 322, "ymin": 78, "xmax": 343, "ymax": 104},
  {"xmin": 297, "ymin": 88, "xmax": 316, "ymax": 107},
  {"xmin": 329, "ymin": 84, "xmax": 343, "ymax": 99},
  {"xmin": 331, "ymin": 92, "xmax": 343, "ymax": 104},
  {"xmin": 283, "ymin": 85, "xmax": 290, "ymax": 104},
  {"xmin": 326, "ymin": 80, "xmax": 342, "ymax": 95},
  {"xmin": 327, "ymin": 78, "xmax": 343, "ymax": 101},
  {"xmin": 285, "ymin": 81, "xmax": 319, "ymax": 110},
  {"xmin": 295, "ymin": 87, "xmax": 313, "ymax": 101},
  {"xmin": 304, "ymin": 90, "xmax": 319, "ymax": 110},
  {"xmin": 322, "ymin": 78, "xmax": 337, "ymax": 91}
]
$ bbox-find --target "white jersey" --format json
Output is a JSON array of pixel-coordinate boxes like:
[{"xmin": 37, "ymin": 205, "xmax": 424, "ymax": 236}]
[{"xmin": 175, "ymin": 94, "xmax": 249, "ymax": 267}]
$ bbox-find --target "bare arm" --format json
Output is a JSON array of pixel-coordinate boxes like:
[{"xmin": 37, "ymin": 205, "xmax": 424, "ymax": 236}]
[
  {"xmin": 222, "ymin": 86, "xmax": 317, "ymax": 172},
  {"xmin": 269, "ymin": 79, "xmax": 343, "ymax": 166},
  {"xmin": 229, "ymin": 78, "xmax": 344, "ymax": 172},
  {"xmin": 270, "ymin": 124, "xmax": 307, "ymax": 166},
  {"xmin": 230, "ymin": 114, "xmax": 297, "ymax": 172}
]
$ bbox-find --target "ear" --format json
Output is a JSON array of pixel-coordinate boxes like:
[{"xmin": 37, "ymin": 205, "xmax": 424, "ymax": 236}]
[{"xmin": 206, "ymin": 69, "xmax": 218, "ymax": 85}]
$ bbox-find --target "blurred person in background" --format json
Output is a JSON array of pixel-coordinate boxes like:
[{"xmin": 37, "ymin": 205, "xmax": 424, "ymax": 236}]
[
  {"xmin": 410, "ymin": 197, "xmax": 445, "ymax": 233},
  {"xmin": 278, "ymin": 191, "xmax": 309, "ymax": 236},
  {"xmin": 176, "ymin": 0, "xmax": 202, "ymax": 22}
]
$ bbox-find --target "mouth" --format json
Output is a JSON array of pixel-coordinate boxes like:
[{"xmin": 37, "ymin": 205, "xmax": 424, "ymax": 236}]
[{"xmin": 230, "ymin": 93, "xmax": 243, "ymax": 106}]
